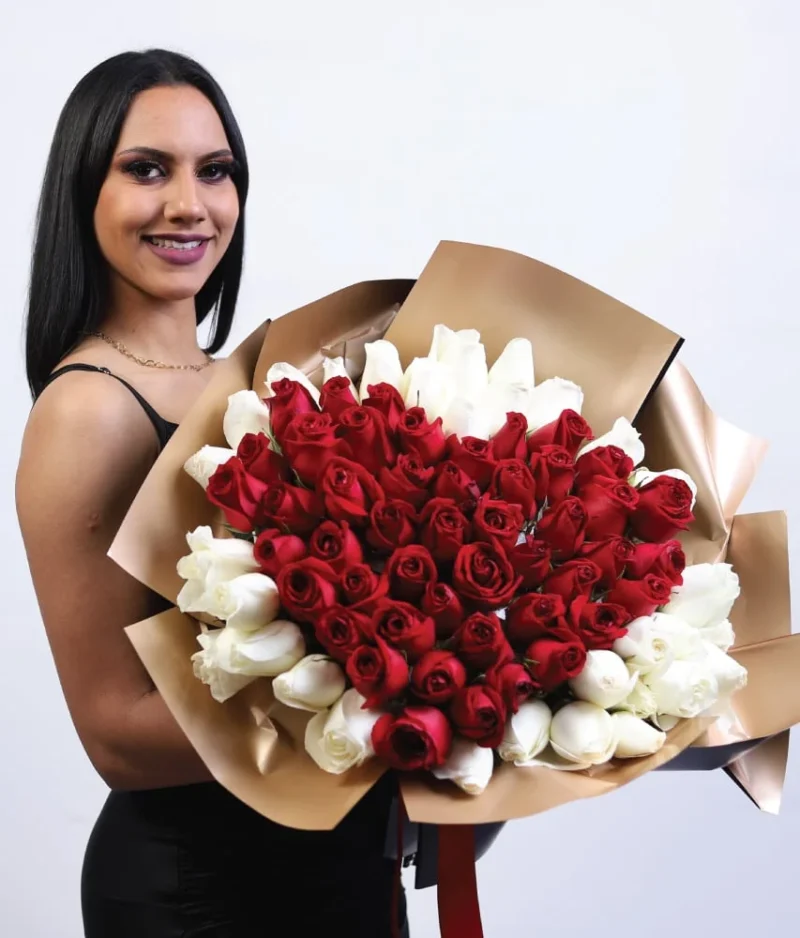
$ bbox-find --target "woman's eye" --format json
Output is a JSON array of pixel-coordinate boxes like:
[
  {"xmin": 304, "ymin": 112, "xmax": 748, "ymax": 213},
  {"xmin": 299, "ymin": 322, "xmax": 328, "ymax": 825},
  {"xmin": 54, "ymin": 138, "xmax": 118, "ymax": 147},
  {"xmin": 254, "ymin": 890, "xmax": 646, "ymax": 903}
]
[
  {"xmin": 124, "ymin": 161, "xmax": 164, "ymax": 181},
  {"xmin": 198, "ymin": 162, "xmax": 234, "ymax": 182}
]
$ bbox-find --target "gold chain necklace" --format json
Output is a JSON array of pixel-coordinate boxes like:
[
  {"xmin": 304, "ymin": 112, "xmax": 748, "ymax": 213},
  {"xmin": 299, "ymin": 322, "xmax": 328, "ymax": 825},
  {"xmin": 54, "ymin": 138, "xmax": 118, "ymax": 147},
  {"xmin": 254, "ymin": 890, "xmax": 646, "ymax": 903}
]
[{"xmin": 87, "ymin": 331, "xmax": 214, "ymax": 372}]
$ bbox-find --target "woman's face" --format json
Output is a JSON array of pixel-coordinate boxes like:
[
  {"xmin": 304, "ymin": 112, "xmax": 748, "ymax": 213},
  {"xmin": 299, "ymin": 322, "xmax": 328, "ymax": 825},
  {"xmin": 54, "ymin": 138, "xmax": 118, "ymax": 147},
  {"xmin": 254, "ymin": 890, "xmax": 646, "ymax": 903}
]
[{"xmin": 94, "ymin": 84, "xmax": 240, "ymax": 305}]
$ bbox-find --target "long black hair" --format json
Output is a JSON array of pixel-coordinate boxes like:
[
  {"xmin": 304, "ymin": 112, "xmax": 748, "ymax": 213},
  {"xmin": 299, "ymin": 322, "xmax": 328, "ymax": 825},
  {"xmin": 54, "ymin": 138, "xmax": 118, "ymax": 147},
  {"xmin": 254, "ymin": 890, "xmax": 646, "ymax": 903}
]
[{"xmin": 25, "ymin": 49, "xmax": 249, "ymax": 398}]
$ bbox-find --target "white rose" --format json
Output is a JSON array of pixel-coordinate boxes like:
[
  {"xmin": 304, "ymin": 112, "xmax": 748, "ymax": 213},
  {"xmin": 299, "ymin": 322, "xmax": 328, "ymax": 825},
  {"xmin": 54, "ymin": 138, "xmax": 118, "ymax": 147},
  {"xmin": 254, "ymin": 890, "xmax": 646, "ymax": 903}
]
[
  {"xmin": 322, "ymin": 356, "xmax": 358, "ymax": 398},
  {"xmin": 569, "ymin": 650, "xmax": 638, "ymax": 709},
  {"xmin": 629, "ymin": 467, "xmax": 698, "ymax": 509},
  {"xmin": 191, "ymin": 627, "xmax": 257, "ymax": 702},
  {"xmin": 428, "ymin": 325, "xmax": 488, "ymax": 398},
  {"xmin": 272, "ymin": 655, "xmax": 346, "ymax": 712},
  {"xmin": 440, "ymin": 398, "xmax": 495, "ymax": 440},
  {"xmin": 578, "ymin": 416, "xmax": 644, "ymax": 466},
  {"xmin": 611, "ymin": 713, "xmax": 667, "ymax": 759},
  {"xmin": 497, "ymin": 699, "xmax": 552, "ymax": 764},
  {"xmin": 649, "ymin": 612, "xmax": 705, "ymax": 661},
  {"xmin": 701, "ymin": 642, "xmax": 747, "ymax": 698},
  {"xmin": 526, "ymin": 377, "xmax": 584, "ymax": 430},
  {"xmin": 305, "ymin": 689, "xmax": 381, "ymax": 775},
  {"xmin": 402, "ymin": 356, "xmax": 455, "ymax": 421},
  {"xmin": 612, "ymin": 616, "xmax": 674, "ymax": 676},
  {"xmin": 264, "ymin": 361, "xmax": 320, "ymax": 405},
  {"xmin": 194, "ymin": 572, "xmax": 280, "ymax": 632},
  {"xmin": 222, "ymin": 390, "xmax": 272, "ymax": 450},
  {"xmin": 661, "ymin": 563, "xmax": 740, "ymax": 642},
  {"xmin": 428, "ymin": 324, "xmax": 481, "ymax": 362},
  {"xmin": 613, "ymin": 669, "xmax": 659, "ymax": 720},
  {"xmin": 488, "ymin": 337, "xmax": 535, "ymax": 390},
  {"xmin": 183, "ymin": 445, "xmax": 236, "ymax": 489},
  {"xmin": 645, "ymin": 659, "xmax": 719, "ymax": 718},
  {"xmin": 359, "ymin": 339, "xmax": 405, "ymax": 400},
  {"xmin": 221, "ymin": 620, "xmax": 306, "ymax": 677},
  {"xmin": 549, "ymin": 701, "xmax": 618, "ymax": 766},
  {"xmin": 432, "ymin": 737, "xmax": 494, "ymax": 796},
  {"xmin": 176, "ymin": 526, "xmax": 260, "ymax": 610}
]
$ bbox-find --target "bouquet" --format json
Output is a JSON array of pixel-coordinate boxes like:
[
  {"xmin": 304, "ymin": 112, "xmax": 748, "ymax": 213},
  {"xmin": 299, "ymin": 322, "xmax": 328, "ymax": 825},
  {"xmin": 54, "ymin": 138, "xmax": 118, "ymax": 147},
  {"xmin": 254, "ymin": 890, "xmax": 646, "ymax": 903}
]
[
  {"xmin": 109, "ymin": 242, "xmax": 800, "ymax": 936},
  {"xmin": 176, "ymin": 322, "xmax": 748, "ymax": 793}
]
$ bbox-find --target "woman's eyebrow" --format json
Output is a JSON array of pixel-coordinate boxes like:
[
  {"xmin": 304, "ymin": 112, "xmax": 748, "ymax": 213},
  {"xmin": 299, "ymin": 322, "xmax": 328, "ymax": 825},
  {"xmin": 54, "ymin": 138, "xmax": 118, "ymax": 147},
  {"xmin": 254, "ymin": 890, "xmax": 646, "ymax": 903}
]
[{"xmin": 116, "ymin": 146, "xmax": 234, "ymax": 160}]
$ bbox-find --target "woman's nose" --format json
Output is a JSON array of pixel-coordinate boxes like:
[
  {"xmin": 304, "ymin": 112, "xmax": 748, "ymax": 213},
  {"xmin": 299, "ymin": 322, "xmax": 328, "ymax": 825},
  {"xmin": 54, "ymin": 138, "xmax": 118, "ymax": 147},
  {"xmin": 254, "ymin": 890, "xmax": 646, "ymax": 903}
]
[{"xmin": 163, "ymin": 170, "xmax": 206, "ymax": 224}]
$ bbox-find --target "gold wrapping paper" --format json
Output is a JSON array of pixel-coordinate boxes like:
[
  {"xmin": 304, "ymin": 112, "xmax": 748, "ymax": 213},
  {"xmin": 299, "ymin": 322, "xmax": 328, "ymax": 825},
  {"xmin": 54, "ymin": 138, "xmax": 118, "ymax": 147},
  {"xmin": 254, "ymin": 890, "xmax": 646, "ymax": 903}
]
[{"xmin": 111, "ymin": 241, "xmax": 796, "ymax": 828}]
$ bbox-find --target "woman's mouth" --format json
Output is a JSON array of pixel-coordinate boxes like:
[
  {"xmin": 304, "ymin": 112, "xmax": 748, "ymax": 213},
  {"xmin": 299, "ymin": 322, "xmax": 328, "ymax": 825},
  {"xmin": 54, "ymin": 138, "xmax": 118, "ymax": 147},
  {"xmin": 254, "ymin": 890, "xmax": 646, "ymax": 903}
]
[{"xmin": 142, "ymin": 235, "xmax": 210, "ymax": 266}]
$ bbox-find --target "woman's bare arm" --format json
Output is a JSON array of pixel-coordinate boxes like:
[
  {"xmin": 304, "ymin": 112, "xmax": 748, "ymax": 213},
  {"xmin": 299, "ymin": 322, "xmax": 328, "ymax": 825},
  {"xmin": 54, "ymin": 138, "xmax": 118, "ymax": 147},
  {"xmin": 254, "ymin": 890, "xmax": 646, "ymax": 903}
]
[{"xmin": 16, "ymin": 372, "xmax": 212, "ymax": 790}]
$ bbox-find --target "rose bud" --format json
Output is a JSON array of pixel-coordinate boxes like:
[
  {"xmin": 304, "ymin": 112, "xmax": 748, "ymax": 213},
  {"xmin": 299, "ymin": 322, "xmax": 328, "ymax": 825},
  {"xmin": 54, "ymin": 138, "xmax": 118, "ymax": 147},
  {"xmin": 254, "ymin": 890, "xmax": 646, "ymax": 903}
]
[
  {"xmin": 236, "ymin": 432, "xmax": 291, "ymax": 485},
  {"xmin": 385, "ymin": 545, "xmax": 438, "ymax": 602},
  {"xmin": 433, "ymin": 461, "xmax": 482, "ymax": 508},
  {"xmin": 421, "ymin": 582, "xmax": 465, "ymax": 639},
  {"xmin": 411, "ymin": 650, "xmax": 468, "ymax": 705},
  {"xmin": 472, "ymin": 497, "xmax": 525, "ymax": 551},
  {"xmin": 276, "ymin": 557, "xmax": 339, "ymax": 624},
  {"xmin": 207, "ymin": 457, "xmax": 267, "ymax": 533},
  {"xmin": 576, "ymin": 536, "xmax": 635, "ymax": 588},
  {"xmin": 371, "ymin": 706, "xmax": 453, "ymax": 770},
  {"xmin": 267, "ymin": 377, "xmax": 319, "ymax": 443},
  {"xmin": 630, "ymin": 475, "xmax": 695, "ymax": 542},
  {"xmin": 317, "ymin": 456, "xmax": 385, "ymax": 527},
  {"xmin": 253, "ymin": 528, "xmax": 308, "ymax": 578},
  {"xmin": 607, "ymin": 574, "xmax": 673, "ymax": 618},
  {"xmin": 258, "ymin": 482, "xmax": 323, "ymax": 536},
  {"xmin": 535, "ymin": 496, "xmax": 587, "ymax": 560},
  {"xmin": 491, "ymin": 458, "xmax": 537, "ymax": 519},
  {"xmin": 319, "ymin": 375, "xmax": 358, "ymax": 420},
  {"xmin": 378, "ymin": 452, "xmax": 434, "ymax": 510},
  {"xmin": 528, "ymin": 444, "xmax": 575, "ymax": 505},
  {"xmin": 486, "ymin": 661, "xmax": 536, "ymax": 714},
  {"xmin": 447, "ymin": 435, "xmax": 498, "ymax": 491},
  {"xmin": 397, "ymin": 407, "xmax": 447, "ymax": 465},
  {"xmin": 568, "ymin": 596, "xmax": 631, "ymax": 650},
  {"xmin": 542, "ymin": 559, "xmax": 603, "ymax": 603},
  {"xmin": 490, "ymin": 412, "xmax": 529, "ymax": 460},
  {"xmin": 527, "ymin": 408, "xmax": 593, "ymax": 458},
  {"xmin": 574, "ymin": 444, "xmax": 634, "ymax": 487},
  {"xmin": 578, "ymin": 476, "xmax": 639, "ymax": 540},
  {"xmin": 627, "ymin": 540, "xmax": 686, "ymax": 587},
  {"xmin": 419, "ymin": 498, "xmax": 472, "ymax": 563},
  {"xmin": 450, "ymin": 685, "xmax": 508, "ymax": 749},
  {"xmin": 505, "ymin": 593, "xmax": 568, "ymax": 646},
  {"xmin": 452, "ymin": 542, "xmax": 522, "ymax": 611},
  {"xmin": 362, "ymin": 382, "xmax": 407, "ymax": 431},
  {"xmin": 367, "ymin": 500, "xmax": 418, "ymax": 554},
  {"xmin": 314, "ymin": 605, "xmax": 372, "ymax": 663},
  {"xmin": 508, "ymin": 536, "xmax": 552, "ymax": 589},
  {"xmin": 346, "ymin": 637, "xmax": 410, "ymax": 709},
  {"xmin": 372, "ymin": 599, "xmax": 437, "ymax": 662},
  {"xmin": 525, "ymin": 636, "xmax": 587, "ymax": 693},
  {"xmin": 454, "ymin": 612, "xmax": 514, "ymax": 671},
  {"xmin": 340, "ymin": 563, "xmax": 389, "ymax": 613},
  {"xmin": 282, "ymin": 411, "xmax": 350, "ymax": 486},
  {"xmin": 308, "ymin": 519, "xmax": 363, "ymax": 575},
  {"xmin": 336, "ymin": 406, "xmax": 397, "ymax": 476}
]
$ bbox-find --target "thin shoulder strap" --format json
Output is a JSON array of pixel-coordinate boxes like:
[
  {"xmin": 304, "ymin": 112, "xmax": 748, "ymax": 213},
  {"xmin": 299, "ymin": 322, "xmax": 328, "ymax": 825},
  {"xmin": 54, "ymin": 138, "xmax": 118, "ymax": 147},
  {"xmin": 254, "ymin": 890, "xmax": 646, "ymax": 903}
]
[{"xmin": 41, "ymin": 363, "xmax": 173, "ymax": 451}]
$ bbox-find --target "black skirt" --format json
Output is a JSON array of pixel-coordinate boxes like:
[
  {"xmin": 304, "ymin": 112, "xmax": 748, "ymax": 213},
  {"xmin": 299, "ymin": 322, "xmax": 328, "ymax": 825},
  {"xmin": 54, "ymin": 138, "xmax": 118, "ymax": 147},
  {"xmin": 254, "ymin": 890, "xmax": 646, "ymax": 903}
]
[{"xmin": 81, "ymin": 775, "xmax": 408, "ymax": 937}]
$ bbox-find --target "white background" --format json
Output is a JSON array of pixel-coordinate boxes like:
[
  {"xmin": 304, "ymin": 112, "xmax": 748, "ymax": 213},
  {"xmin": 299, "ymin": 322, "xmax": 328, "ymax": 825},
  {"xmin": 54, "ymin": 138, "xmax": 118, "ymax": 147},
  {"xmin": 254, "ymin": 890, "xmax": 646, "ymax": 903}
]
[{"xmin": 2, "ymin": 2, "xmax": 798, "ymax": 936}]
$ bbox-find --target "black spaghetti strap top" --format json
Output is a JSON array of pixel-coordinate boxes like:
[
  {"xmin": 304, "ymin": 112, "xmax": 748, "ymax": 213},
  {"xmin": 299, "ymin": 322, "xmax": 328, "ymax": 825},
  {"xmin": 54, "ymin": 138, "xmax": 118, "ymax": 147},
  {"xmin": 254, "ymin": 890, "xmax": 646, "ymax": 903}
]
[{"xmin": 41, "ymin": 364, "xmax": 179, "ymax": 451}]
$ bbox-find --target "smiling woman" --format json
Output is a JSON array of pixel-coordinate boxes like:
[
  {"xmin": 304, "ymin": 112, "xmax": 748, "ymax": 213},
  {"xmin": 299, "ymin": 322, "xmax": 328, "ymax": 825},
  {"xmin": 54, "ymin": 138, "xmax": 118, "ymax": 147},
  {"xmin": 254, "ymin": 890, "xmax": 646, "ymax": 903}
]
[{"xmin": 15, "ymin": 49, "xmax": 407, "ymax": 938}]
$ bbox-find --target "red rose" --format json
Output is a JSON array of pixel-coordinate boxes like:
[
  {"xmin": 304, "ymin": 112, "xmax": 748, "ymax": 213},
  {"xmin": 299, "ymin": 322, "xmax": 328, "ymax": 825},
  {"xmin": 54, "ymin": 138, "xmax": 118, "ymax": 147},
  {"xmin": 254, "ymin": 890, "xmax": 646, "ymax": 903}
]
[
  {"xmin": 491, "ymin": 412, "xmax": 529, "ymax": 460},
  {"xmin": 607, "ymin": 574, "xmax": 673, "ymax": 618},
  {"xmin": 258, "ymin": 482, "xmax": 323, "ymax": 535},
  {"xmin": 577, "ymin": 536, "xmax": 635, "ymax": 588},
  {"xmin": 411, "ymin": 651, "xmax": 467, "ymax": 705},
  {"xmin": 450, "ymin": 685, "xmax": 507, "ymax": 748},
  {"xmin": 372, "ymin": 599, "xmax": 436, "ymax": 661},
  {"xmin": 314, "ymin": 605, "xmax": 372, "ymax": 663},
  {"xmin": 419, "ymin": 498, "xmax": 472, "ymax": 563},
  {"xmin": 447, "ymin": 436, "xmax": 497, "ymax": 490},
  {"xmin": 317, "ymin": 457, "xmax": 385, "ymax": 527},
  {"xmin": 340, "ymin": 563, "xmax": 388, "ymax": 613},
  {"xmin": 490, "ymin": 459, "xmax": 537, "ymax": 519},
  {"xmin": 574, "ymin": 444, "xmax": 634, "ymax": 488},
  {"xmin": 367, "ymin": 499, "xmax": 418, "ymax": 554},
  {"xmin": 486, "ymin": 662, "xmax": 535, "ymax": 714},
  {"xmin": 385, "ymin": 545, "xmax": 438, "ymax": 602},
  {"xmin": 267, "ymin": 378, "xmax": 318, "ymax": 442},
  {"xmin": 432, "ymin": 461, "xmax": 482, "ymax": 508},
  {"xmin": 453, "ymin": 541, "xmax": 522, "ymax": 611},
  {"xmin": 363, "ymin": 382, "xmax": 406, "ymax": 432},
  {"xmin": 276, "ymin": 557, "xmax": 339, "ymax": 624},
  {"xmin": 319, "ymin": 376, "xmax": 358, "ymax": 421},
  {"xmin": 207, "ymin": 458, "xmax": 267, "ymax": 533},
  {"xmin": 282, "ymin": 412, "xmax": 349, "ymax": 486},
  {"xmin": 525, "ymin": 636, "xmax": 587, "ymax": 692},
  {"xmin": 631, "ymin": 476, "xmax": 695, "ymax": 542},
  {"xmin": 472, "ymin": 497, "xmax": 525, "ymax": 551},
  {"xmin": 528, "ymin": 444, "xmax": 576, "ymax": 505},
  {"xmin": 628, "ymin": 539, "xmax": 686, "ymax": 586},
  {"xmin": 336, "ymin": 406, "xmax": 396, "ymax": 475},
  {"xmin": 568, "ymin": 596, "xmax": 631, "ymax": 650},
  {"xmin": 542, "ymin": 559, "xmax": 603, "ymax": 603},
  {"xmin": 308, "ymin": 519, "xmax": 363, "ymax": 574},
  {"xmin": 579, "ymin": 476, "xmax": 639, "ymax": 540},
  {"xmin": 371, "ymin": 706, "xmax": 452, "ymax": 770},
  {"xmin": 527, "ymin": 409, "xmax": 593, "ymax": 458},
  {"xmin": 253, "ymin": 528, "xmax": 307, "ymax": 577},
  {"xmin": 535, "ymin": 496, "xmax": 587, "ymax": 560},
  {"xmin": 397, "ymin": 407, "xmax": 447, "ymax": 465},
  {"xmin": 454, "ymin": 612, "xmax": 513, "ymax": 670},
  {"xmin": 421, "ymin": 582, "xmax": 465, "ymax": 639},
  {"xmin": 378, "ymin": 453, "xmax": 434, "ymax": 509},
  {"xmin": 347, "ymin": 638, "xmax": 410, "ymax": 709},
  {"xmin": 236, "ymin": 433, "xmax": 290, "ymax": 485},
  {"xmin": 508, "ymin": 536, "xmax": 552, "ymax": 589},
  {"xmin": 505, "ymin": 593, "xmax": 568, "ymax": 646}
]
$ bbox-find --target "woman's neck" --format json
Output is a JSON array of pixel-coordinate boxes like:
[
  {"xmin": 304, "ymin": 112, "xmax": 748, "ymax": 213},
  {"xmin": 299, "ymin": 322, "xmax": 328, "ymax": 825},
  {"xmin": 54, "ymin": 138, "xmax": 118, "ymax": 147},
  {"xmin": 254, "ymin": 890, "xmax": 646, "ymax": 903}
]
[{"xmin": 101, "ymin": 282, "xmax": 206, "ymax": 364}]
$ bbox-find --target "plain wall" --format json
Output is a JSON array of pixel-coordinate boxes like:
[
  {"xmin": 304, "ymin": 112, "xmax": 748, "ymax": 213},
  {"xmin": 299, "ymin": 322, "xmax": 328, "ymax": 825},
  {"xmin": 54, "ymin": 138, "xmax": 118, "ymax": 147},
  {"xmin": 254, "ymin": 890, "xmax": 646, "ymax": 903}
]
[{"xmin": 2, "ymin": 2, "xmax": 798, "ymax": 935}]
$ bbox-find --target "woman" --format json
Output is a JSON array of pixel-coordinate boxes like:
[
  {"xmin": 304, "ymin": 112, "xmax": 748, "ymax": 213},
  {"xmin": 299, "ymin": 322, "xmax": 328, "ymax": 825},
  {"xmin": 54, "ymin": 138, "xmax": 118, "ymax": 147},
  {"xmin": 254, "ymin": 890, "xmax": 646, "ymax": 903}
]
[{"xmin": 16, "ymin": 49, "xmax": 407, "ymax": 938}]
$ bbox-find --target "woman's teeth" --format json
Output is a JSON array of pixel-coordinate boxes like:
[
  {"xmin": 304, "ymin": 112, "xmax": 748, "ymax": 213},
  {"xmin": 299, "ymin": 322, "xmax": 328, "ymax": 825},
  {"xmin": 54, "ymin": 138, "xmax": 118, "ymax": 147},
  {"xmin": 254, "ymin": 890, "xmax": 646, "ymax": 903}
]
[{"xmin": 147, "ymin": 237, "xmax": 203, "ymax": 250}]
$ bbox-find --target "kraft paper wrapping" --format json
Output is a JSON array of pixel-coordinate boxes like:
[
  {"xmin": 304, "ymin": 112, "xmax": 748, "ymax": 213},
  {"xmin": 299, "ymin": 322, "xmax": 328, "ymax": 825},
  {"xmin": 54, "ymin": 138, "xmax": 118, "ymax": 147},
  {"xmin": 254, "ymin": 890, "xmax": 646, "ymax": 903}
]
[{"xmin": 111, "ymin": 241, "xmax": 796, "ymax": 828}]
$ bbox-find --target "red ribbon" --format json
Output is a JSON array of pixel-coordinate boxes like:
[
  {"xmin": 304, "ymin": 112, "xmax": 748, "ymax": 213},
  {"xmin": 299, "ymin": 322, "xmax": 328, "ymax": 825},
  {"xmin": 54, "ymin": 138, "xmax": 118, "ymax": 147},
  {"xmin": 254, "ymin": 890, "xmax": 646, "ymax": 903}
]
[{"xmin": 437, "ymin": 825, "xmax": 484, "ymax": 938}]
